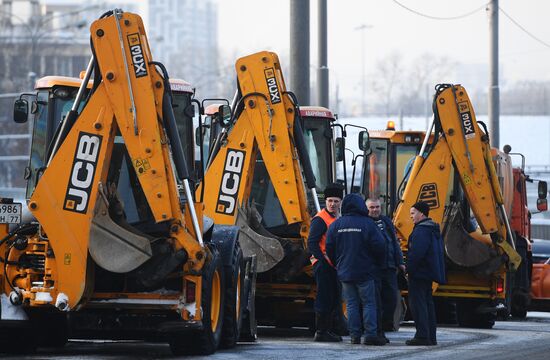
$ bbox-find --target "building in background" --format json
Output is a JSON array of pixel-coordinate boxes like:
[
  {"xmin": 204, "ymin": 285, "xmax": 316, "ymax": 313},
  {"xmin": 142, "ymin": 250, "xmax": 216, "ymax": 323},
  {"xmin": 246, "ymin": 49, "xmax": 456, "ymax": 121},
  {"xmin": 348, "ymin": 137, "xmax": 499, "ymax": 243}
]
[
  {"xmin": 147, "ymin": 0, "xmax": 219, "ymax": 97},
  {"xmin": 0, "ymin": 0, "xmax": 95, "ymax": 93}
]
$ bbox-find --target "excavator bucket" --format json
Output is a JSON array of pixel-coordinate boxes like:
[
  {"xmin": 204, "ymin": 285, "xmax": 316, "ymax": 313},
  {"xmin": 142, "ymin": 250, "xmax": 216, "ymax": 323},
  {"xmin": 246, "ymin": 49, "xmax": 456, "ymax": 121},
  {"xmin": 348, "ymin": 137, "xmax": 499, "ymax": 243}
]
[
  {"xmin": 236, "ymin": 204, "xmax": 284, "ymax": 273},
  {"xmin": 443, "ymin": 204, "xmax": 502, "ymax": 274},
  {"xmin": 89, "ymin": 190, "xmax": 153, "ymax": 273}
]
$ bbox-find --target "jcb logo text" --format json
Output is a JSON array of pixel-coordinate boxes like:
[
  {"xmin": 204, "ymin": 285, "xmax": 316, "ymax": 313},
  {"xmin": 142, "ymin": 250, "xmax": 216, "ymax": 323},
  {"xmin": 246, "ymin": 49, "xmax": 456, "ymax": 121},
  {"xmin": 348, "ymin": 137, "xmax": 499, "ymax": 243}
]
[
  {"xmin": 127, "ymin": 33, "xmax": 148, "ymax": 78},
  {"xmin": 416, "ymin": 183, "xmax": 439, "ymax": 209},
  {"xmin": 64, "ymin": 133, "xmax": 102, "ymax": 214},
  {"xmin": 264, "ymin": 68, "xmax": 281, "ymax": 104},
  {"xmin": 216, "ymin": 150, "xmax": 246, "ymax": 215},
  {"xmin": 458, "ymin": 101, "xmax": 475, "ymax": 139}
]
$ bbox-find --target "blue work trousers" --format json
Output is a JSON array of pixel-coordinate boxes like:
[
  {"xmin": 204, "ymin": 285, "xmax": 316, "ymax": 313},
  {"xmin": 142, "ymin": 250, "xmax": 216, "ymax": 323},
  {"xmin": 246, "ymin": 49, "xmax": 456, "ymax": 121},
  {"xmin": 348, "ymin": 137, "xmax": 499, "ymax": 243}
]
[
  {"xmin": 342, "ymin": 279, "xmax": 377, "ymax": 338},
  {"xmin": 408, "ymin": 277, "xmax": 437, "ymax": 343},
  {"xmin": 379, "ymin": 268, "xmax": 398, "ymax": 328}
]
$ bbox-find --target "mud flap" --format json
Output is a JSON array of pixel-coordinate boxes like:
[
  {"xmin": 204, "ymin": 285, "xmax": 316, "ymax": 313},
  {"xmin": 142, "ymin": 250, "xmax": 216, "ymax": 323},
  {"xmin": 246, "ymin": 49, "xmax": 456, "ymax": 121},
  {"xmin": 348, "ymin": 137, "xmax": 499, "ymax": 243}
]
[
  {"xmin": 236, "ymin": 205, "xmax": 284, "ymax": 273},
  {"xmin": 89, "ymin": 191, "xmax": 152, "ymax": 273}
]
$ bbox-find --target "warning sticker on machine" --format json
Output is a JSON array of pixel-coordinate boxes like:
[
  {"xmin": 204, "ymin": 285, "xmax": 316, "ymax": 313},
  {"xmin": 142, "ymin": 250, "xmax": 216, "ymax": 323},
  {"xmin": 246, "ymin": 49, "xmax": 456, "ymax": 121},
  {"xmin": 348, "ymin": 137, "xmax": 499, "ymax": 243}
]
[
  {"xmin": 458, "ymin": 101, "xmax": 475, "ymax": 139},
  {"xmin": 134, "ymin": 158, "xmax": 151, "ymax": 176}
]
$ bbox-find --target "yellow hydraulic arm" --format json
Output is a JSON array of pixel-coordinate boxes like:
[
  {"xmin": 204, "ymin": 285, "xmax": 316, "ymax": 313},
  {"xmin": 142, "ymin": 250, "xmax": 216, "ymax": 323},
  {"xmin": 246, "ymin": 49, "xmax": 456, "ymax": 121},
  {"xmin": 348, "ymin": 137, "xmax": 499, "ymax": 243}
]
[
  {"xmin": 200, "ymin": 51, "xmax": 320, "ymax": 272},
  {"xmin": 393, "ymin": 84, "xmax": 520, "ymax": 271},
  {"xmin": 25, "ymin": 10, "xmax": 204, "ymax": 309}
]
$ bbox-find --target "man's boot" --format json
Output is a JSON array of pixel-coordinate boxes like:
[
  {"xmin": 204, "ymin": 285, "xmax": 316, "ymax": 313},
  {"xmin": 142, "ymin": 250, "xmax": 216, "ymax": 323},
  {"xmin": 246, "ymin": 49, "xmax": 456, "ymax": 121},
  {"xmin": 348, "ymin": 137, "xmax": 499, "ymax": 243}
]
[
  {"xmin": 331, "ymin": 307, "xmax": 349, "ymax": 336},
  {"xmin": 314, "ymin": 313, "xmax": 341, "ymax": 342}
]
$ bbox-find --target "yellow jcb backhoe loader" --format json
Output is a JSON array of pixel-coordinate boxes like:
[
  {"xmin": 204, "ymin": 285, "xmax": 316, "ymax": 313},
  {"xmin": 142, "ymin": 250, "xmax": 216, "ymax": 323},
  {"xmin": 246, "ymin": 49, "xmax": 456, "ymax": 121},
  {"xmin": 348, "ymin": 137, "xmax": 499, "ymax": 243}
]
[
  {"xmin": 382, "ymin": 84, "xmax": 519, "ymax": 328},
  {"xmin": 200, "ymin": 51, "xmax": 344, "ymax": 329},
  {"xmin": 0, "ymin": 10, "xmax": 250, "ymax": 355}
]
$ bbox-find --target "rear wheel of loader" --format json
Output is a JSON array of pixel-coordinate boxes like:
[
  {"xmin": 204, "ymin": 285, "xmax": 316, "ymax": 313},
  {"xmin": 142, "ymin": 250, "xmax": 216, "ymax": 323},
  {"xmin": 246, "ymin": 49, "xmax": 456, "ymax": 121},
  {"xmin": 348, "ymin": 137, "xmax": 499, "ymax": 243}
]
[
  {"xmin": 169, "ymin": 245, "xmax": 225, "ymax": 355},
  {"xmin": 456, "ymin": 299, "xmax": 495, "ymax": 329},
  {"xmin": 220, "ymin": 242, "xmax": 245, "ymax": 348},
  {"xmin": 28, "ymin": 311, "xmax": 68, "ymax": 348}
]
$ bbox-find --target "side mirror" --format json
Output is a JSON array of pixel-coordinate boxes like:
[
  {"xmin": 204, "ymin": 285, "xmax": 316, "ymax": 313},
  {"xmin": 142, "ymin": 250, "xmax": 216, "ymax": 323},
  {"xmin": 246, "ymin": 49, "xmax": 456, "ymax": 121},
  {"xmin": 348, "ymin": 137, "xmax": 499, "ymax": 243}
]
[
  {"xmin": 14, "ymin": 99, "xmax": 29, "ymax": 123},
  {"xmin": 358, "ymin": 130, "xmax": 370, "ymax": 151},
  {"xmin": 537, "ymin": 198, "xmax": 548, "ymax": 212},
  {"xmin": 538, "ymin": 181, "xmax": 547, "ymax": 199},
  {"xmin": 335, "ymin": 137, "xmax": 345, "ymax": 162},
  {"xmin": 218, "ymin": 105, "xmax": 232, "ymax": 128}
]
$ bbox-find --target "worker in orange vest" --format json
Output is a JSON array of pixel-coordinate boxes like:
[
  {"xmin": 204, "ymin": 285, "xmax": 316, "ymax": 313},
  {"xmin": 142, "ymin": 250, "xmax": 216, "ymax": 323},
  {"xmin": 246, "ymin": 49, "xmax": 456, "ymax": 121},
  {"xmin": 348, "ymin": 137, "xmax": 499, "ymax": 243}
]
[{"xmin": 308, "ymin": 183, "xmax": 344, "ymax": 342}]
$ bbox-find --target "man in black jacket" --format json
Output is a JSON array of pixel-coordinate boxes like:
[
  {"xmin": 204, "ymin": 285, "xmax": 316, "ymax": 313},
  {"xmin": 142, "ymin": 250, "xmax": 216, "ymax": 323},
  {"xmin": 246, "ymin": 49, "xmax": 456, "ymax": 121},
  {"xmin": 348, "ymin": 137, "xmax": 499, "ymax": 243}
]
[
  {"xmin": 366, "ymin": 198, "xmax": 405, "ymax": 335},
  {"xmin": 406, "ymin": 201, "xmax": 446, "ymax": 346},
  {"xmin": 326, "ymin": 194, "xmax": 386, "ymax": 345}
]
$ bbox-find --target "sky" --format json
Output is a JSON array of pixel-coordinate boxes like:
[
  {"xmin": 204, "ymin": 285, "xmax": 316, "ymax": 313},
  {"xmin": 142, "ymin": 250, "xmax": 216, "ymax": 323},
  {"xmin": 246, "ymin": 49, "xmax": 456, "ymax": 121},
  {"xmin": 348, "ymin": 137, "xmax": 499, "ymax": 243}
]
[
  {"xmin": 38, "ymin": 0, "xmax": 550, "ymax": 109},
  {"xmin": 216, "ymin": 0, "xmax": 550, "ymax": 102}
]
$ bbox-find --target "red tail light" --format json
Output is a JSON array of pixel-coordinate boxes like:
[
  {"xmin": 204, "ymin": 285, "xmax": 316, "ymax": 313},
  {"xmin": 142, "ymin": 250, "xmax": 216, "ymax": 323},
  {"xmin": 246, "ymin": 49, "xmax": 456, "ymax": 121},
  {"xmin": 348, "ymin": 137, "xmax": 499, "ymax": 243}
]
[
  {"xmin": 186, "ymin": 281, "xmax": 196, "ymax": 303},
  {"xmin": 496, "ymin": 278, "xmax": 504, "ymax": 294}
]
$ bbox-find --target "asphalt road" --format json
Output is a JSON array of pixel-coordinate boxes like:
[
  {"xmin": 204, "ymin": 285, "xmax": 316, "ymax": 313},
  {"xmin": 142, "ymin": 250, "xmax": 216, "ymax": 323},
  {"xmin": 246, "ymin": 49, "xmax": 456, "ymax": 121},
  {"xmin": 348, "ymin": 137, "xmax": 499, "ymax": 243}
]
[{"xmin": 5, "ymin": 312, "xmax": 550, "ymax": 359}]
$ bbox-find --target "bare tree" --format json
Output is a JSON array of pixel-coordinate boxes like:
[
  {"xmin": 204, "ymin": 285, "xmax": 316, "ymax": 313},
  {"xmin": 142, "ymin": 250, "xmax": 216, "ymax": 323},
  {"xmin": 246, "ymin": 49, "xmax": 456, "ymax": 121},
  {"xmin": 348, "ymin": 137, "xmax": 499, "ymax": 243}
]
[{"xmin": 370, "ymin": 52, "xmax": 404, "ymax": 116}]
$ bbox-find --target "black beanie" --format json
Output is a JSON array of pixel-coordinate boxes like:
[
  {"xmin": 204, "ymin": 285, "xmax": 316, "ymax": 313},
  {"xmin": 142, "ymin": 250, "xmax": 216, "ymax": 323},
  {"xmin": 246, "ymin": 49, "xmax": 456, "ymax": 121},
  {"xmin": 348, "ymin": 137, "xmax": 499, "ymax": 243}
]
[
  {"xmin": 412, "ymin": 201, "xmax": 430, "ymax": 217},
  {"xmin": 324, "ymin": 183, "xmax": 343, "ymax": 199}
]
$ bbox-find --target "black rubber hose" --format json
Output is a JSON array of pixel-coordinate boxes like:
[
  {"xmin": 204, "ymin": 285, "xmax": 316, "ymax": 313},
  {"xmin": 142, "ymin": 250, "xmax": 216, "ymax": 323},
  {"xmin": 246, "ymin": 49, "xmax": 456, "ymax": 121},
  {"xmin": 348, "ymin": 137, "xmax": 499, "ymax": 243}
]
[
  {"xmin": 284, "ymin": 91, "xmax": 317, "ymax": 189},
  {"xmin": 152, "ymin": 61, "xmax": 191, "ymax": 181}
]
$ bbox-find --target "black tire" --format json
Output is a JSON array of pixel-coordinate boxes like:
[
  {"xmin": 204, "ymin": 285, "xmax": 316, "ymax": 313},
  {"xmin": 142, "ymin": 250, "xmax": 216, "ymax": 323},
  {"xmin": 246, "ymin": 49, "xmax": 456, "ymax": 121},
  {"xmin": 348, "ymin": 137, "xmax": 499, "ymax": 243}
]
[
  {"xmin": 30, "ymin": 311, "xmax": 68, "ymax": 348},
  {"xmin": 456, "ymin": 299, "xmax": 495, "ymax": 329},
  {"xmin": 434, "ymin": 298, "xmax": 457, "ymax": 324},
  {"xmin": 239, "ymin": 257, "xmax": 258, "ymax": 342},
  {"xmin": 169, "ymin": 245, "xmax": 225, "ymax": 355},
  {"xmin": 220, "ymin": 242, "xmax": 245, "ymax": 348},
  {"xmin": 511, "ymin": 289, "xmax": 530, "ymax": 319}
]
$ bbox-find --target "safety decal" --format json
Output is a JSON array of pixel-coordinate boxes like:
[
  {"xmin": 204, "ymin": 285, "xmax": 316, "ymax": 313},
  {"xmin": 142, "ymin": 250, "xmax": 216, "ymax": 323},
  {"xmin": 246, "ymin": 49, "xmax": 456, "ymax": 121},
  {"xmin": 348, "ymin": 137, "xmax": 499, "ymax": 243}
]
[
  {"xmin": 416, "ymin": 183, "xmax": 439, "ymax": 209},
  {"xmin": 64, "ymin": 132, "xmax": 102, "ymax": 214},
  {"xmin": 127, "ymin": 33, "xmax": 148, "ymax": 78},
  {"xmin": 264, "ymin": 68, "xmax": 281, "ymax": 104},
  {"xmin": 458, "ymin": 101, "xmax": 475, "ymax": 139},
  {"xmin": 216, "ymin": 149, "xmax": 246, "ymax": 215},
  {"xmin": 134, "ymin": 158, "xmax": 151, "ymax": 176}
]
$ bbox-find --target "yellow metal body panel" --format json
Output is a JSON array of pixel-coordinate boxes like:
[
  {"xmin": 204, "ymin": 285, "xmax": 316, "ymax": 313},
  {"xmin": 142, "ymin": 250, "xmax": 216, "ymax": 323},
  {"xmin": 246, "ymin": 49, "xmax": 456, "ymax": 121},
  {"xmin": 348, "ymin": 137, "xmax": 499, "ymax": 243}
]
[{"xmin": 393, "ymin": 139, "xmax": 453, "ymax": 241}]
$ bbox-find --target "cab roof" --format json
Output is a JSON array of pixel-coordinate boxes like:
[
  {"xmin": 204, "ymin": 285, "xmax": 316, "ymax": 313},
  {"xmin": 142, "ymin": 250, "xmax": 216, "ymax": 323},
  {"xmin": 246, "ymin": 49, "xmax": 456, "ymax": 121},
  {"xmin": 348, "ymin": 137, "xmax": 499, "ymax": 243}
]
[
  {"xmin": 34, "ymin": 76, "xmax": 193, "ymax": 93},
  {"xmin": 299, "ymin": 106, "xmax": 335, "ymax": 120}
]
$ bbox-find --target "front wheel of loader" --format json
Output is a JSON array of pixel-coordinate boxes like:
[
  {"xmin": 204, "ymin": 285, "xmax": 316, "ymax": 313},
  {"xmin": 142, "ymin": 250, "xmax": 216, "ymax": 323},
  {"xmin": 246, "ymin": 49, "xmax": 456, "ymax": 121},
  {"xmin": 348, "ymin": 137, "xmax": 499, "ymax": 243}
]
[
  {"xmin": 220, "ymin": 242, "xmax": 245, "ymax": 348},
  {"xmin": 169, "ymin": 245, "xmax": 225, "ymax": 355},
  {"xmin": 456, "ymin": 299, "xmax": 495, "ymax": 329}
]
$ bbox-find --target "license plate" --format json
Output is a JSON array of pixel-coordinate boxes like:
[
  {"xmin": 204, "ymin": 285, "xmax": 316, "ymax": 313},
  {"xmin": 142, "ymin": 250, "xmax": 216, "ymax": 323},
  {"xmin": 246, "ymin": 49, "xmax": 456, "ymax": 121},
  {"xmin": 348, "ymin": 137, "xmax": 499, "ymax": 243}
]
[{"xmin": 0, "ymin": 203, "xmax": 22, "ymax": 224}]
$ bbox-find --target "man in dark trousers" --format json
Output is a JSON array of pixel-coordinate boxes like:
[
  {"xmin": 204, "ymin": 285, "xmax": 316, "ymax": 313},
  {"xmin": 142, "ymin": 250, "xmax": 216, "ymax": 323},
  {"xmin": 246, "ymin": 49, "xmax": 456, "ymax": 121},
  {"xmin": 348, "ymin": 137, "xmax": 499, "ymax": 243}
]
[
  {"xmin": 326, "ymin": 193, "xmax": 386, "ymax": 345},
  {"xmin": 406, "ymin": 201, "xmax": 446, "ymax": 346},
  {"xmin": 366, "ymin": 198, "xmax": 405, "ymax": 335},
  {"xmin": 307, "ymin": 183, "xmax": 344, "ymax": 342}
]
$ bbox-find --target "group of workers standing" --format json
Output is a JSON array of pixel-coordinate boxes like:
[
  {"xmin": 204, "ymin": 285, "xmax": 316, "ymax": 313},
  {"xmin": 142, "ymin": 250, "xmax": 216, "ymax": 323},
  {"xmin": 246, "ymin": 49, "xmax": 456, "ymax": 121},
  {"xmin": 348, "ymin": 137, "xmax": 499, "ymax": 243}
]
[{"xmin": 308, "ymin": 183, "xmax": 446, "ymax": 346}]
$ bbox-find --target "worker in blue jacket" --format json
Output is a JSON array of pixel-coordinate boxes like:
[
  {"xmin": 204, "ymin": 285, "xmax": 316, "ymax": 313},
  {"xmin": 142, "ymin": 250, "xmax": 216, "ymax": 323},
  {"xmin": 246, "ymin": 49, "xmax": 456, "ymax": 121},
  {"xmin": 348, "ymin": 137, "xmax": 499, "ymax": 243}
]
[
  {"xmin": 326, "ymin": 193, "xmax": 386, "ymax": 345},
  {"xmin": 366, "ymin": 198, "xmax": 405, "ymax": 337},
  {"xmin": 406, "ymin": 201, "xmax": 446, "ymax": 346}
]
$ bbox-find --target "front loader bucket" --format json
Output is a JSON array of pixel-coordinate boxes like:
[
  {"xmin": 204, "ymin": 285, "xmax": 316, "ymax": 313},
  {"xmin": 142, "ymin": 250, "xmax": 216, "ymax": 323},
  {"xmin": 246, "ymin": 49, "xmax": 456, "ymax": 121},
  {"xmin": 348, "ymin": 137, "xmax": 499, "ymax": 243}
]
[
  {"xmin": 89, "ymin": 193, "xmax": 153, "ymax": 273},
  {"xmin": 443, "ymin": 204, "xmax": 501, "ymax": 273},
  {"xmin": 236, "ymin": 204, "xmax": 284, "ymax": 273}
]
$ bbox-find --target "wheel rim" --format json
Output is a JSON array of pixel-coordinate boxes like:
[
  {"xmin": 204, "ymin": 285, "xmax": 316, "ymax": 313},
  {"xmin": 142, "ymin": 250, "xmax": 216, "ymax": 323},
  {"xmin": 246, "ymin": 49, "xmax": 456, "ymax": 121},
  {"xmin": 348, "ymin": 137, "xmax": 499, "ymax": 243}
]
[
  {"xmin": 236, "ymin": 267, "xmax": 242, "ymax": 322},
  {"xmin": 211, "ymin": 269, "xmax": 222, "ymax": 331}
]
